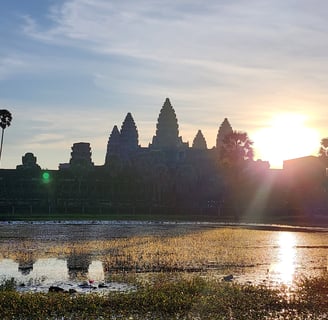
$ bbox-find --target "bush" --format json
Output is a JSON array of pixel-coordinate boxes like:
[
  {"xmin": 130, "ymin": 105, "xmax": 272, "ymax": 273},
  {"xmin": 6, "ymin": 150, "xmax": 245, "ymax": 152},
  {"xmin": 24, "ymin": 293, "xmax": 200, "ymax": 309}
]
[{"xmin": 0, "ymin": 278, "xmax": 16, "ymax": 292}]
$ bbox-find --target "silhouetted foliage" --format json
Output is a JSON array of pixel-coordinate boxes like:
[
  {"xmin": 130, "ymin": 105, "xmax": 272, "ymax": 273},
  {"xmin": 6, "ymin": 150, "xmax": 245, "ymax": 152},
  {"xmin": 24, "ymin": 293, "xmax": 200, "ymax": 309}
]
[
  {"xmin": 319, "ymin": 138, "xmax": 328, "ymax": 159},
  {"xmin": 219, "ymin": 131, "xmax": 254, "ymax": 168},
  {"xmin": 0, "ymin": 109, "xmax": 12, "ymax": 164},
  {"xmin": 218, "ymin": 131, "xmax": 254, "ymax": 219}
]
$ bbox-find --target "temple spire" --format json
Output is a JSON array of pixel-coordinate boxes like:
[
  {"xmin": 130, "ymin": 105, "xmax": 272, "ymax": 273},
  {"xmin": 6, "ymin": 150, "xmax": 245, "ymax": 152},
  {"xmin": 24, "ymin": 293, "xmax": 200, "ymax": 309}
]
[
  {"xmin": 119, "ymin": 112, "xmax": 139, "ymax": 158},
  {"xmin": 105, "ymin": 125, "xmax": 120, "ymax": 165},
  {"xmin": 120, "ymin": 113, "xmax": 138, "ymax": 148},
  {"xmin": 105, "ymin": 113, "xmax": 139, "ymax": 164},
  {"xmin": 216, "ymin": 118, "xmax": 233, "ymax": 149},
  {"xmin": 150, "ymin": 98, "xmax": 181, "ymax": 149},
  {"xmin": 192, "ymin": 130, "xmax": 207, "ymax": 150}
]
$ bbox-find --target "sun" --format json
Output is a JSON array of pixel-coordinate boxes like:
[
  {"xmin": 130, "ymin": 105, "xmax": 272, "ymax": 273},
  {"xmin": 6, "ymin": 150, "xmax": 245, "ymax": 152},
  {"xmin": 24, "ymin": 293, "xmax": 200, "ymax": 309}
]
[{"xmin": 253, "ymin": 114, "xmax": 320, "ymax": 169}]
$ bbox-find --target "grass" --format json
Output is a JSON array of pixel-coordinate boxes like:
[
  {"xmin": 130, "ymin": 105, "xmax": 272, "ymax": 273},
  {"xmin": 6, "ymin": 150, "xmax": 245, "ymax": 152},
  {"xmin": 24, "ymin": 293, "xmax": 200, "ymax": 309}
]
[
  {"xmin": 0, "ymin": 228, "xmax": 277, "ymax": 274},
  {"xmin": 100, "ymin": 229, "xmax": 272, "ymax": 273},
  {"xmin": 0, "ymin": 274, "xmax": 328, "ymax": 319}
]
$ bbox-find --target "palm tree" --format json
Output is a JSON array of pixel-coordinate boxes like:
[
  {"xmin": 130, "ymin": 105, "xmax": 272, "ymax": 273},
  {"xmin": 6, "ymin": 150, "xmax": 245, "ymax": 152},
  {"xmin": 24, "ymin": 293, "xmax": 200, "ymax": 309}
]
[
  {"xmin": 219, "ymin": 131, "xmax": 254, "ymax": 168},
  {"xmin": 218, "ymin": 131, "xmax": 254, "ymax": 219},
  {"xmin": 0, "ymin": 109, "xmax": 12, "ymax": 164},
  {"xmin": 319, "ymin": 138, "xmax": 328, "ymax": 158}
]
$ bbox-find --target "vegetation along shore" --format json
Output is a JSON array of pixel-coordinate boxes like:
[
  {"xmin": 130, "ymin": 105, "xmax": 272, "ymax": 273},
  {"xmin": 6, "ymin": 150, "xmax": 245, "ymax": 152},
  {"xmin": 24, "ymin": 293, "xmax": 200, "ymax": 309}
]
[{"xmin": 1, "ymin": 274, "xmax": 328, "ymax": 319}]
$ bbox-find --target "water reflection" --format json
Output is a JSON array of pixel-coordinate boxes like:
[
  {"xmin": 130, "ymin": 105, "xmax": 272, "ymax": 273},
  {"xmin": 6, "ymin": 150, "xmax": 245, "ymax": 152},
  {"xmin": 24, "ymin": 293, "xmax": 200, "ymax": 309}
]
[
  {"xmin": 89, "ymin": 261, "xmax": 105, "ymax": 281},
  {"xmin": 16, "ymin": 251, "xmax": 35, "ymax": 276},
  {"xmin": 0, "ymin": 257, "xmax": 103, "ymax": 285},
  {"xmin": 0, "ymin": 224, "xmax": 327, "ymax": 289},
  {"xmin": 270, "ymin": 232, "xmax": 297, "ymax": 285},
  {"xmin": 67, "ymin": 250, "xmax": 92, "ymax": 280}
]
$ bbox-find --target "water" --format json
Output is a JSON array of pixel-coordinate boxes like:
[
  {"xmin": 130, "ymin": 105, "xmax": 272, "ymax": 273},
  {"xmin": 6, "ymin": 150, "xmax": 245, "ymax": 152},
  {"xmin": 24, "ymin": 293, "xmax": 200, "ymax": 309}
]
[{"xmin": 0, "ymin": 221, "xmax": 327, "ymax": 291}]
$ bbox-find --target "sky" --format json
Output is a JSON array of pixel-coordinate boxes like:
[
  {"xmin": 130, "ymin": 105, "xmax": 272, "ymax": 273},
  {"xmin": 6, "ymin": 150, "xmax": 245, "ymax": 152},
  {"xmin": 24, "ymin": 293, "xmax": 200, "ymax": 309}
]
[{"xmin": 1, "ymin": 0, "xmax": 328, "ymax": 169}]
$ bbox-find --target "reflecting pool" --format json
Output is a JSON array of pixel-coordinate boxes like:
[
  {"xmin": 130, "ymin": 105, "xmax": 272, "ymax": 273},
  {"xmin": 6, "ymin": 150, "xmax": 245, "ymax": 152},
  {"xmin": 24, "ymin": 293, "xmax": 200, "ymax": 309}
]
[{"xmin": 0, "ymin": 221, "xmax": 327, "ymax": 290}]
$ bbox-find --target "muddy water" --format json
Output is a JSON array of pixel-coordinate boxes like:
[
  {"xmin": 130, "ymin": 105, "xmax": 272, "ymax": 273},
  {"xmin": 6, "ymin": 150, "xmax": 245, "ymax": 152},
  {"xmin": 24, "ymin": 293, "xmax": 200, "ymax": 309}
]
[{"xmin": 0, "ymin": 221, "xmax": 327, "ymax": 291}]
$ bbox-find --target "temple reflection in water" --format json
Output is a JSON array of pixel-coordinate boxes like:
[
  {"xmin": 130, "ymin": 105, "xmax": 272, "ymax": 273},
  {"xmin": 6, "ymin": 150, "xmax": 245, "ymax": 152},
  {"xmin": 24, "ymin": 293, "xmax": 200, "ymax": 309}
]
[{"xmin": 67, "ymin": 250, "xmax": 92, "ymax": 280}]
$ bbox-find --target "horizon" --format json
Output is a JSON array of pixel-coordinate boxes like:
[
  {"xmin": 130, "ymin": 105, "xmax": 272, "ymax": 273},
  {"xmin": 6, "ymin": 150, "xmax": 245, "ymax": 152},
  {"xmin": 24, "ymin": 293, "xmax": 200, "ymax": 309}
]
[{"xmin": 1, "ymin": 0, "xmax": 328, "ymax": 169}]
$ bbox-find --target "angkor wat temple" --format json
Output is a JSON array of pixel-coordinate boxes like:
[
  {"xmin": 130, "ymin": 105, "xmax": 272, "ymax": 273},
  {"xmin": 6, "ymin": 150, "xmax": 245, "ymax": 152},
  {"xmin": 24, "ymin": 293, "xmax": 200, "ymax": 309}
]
[{"xmin": 0, "ymin": 98, "xmax": 327, "ymax": 222}]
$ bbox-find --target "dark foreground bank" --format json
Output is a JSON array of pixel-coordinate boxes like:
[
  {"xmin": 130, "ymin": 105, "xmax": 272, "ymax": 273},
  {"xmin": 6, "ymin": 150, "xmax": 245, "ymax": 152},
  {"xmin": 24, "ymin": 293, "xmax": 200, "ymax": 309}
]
[{"xmin": 1, "ymin": 274, "xmax": 328, "ymax": 320}]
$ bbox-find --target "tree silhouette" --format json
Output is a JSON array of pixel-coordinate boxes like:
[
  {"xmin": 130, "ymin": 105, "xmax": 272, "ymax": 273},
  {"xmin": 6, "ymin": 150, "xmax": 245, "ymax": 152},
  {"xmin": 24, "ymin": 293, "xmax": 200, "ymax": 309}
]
[
  {"xmin": 219, "ymin": 131, "xmax": 254, "ymax": 168},
  {"xmin": 319, "ymin": 138, "xmax": 328, "ymax": 159},
  {"xmin": 0, "ymin": 109, "xmax": 12, "ymax": 164},
  {"xmin": 218, "ymin": 131, "xmax": 254, "ymax": 219}
]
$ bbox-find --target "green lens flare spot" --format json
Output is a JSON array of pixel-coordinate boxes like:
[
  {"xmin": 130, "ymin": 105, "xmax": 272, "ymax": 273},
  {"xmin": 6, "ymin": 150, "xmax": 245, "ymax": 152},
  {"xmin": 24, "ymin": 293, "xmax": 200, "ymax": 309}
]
[{"xmin": 42, "ymin": 172, "xmax": 50, "ymax": 182}]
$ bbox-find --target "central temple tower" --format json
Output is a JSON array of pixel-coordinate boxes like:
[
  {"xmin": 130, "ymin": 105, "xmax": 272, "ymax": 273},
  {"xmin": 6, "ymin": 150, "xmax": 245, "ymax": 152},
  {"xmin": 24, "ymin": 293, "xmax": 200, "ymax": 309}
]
[
  {"xmin": 150, "ymin": 98, "xmax": 187, "ymax": 150},
  {"xmin": 216, "ymin": 118, "xmax": 233, "ymax": 149}
]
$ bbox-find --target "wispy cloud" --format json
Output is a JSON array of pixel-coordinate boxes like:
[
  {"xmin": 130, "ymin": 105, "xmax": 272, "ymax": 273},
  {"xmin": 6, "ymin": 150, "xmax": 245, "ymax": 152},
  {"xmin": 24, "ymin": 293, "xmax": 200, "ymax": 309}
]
[
  {"xmin": 21, "ymin": 0, "xmax": 328, "ymax": 65},
  {"xmin": 20, "ymin": 0, "xmax": 328, "ymax": 103}
]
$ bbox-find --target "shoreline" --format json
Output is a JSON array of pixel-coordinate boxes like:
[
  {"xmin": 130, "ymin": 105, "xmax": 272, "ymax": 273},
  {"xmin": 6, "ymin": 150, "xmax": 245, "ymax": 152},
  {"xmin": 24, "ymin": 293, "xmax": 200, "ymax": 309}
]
[{"xmin": 1, "ymin": 220, "xmax": 328, "ymax": 233}]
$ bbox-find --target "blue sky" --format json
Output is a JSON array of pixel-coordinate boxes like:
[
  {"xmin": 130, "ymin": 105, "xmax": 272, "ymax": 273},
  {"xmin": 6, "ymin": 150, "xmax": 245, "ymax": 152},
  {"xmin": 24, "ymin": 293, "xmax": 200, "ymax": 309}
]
[{"xmin": 1, "ymin": 0, "xmax": 328, "ymax": 169}]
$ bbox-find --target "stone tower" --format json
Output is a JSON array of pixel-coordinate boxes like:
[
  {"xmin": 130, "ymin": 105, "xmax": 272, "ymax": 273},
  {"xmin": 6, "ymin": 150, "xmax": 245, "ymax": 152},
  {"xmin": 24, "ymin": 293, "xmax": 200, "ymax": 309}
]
[
  {"xmin": 105, "ymin": 113, "xmax": 139, "ymax": 164},
  {"xmin": 70, "ymin": 142, "xmax": 93, "ymax": 167},
  {"xmin": 105, "ymin": 125, "xmax": 120, "ymax": 164},
  {"xmin": 16, "ymin": 152, "xmax": 41, "ymax": 170},
  {"xmin": 150, "ymin": 98, "xmax": 186, "ymax": 150},
  {"xmin": 119, "ymin": 112, "xmax": 139, "ymax": 156},
  {"xmin": 216, "ymin": 118, "xmax": 233, "ymax": 149},
  {"xmin": 192, "ymin": 130, "xmax": 207, "ymax": 150}
]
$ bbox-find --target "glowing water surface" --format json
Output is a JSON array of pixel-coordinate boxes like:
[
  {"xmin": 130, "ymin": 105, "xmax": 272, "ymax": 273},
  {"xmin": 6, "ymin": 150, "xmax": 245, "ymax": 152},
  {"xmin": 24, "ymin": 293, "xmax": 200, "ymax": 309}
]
[
  {"xmin": 0, "ymin": 222, "xmax": 327, "ymax": 289},
  {"xmin": 269, "ymin": 232, "xmax": 297, "ymax": 285}
]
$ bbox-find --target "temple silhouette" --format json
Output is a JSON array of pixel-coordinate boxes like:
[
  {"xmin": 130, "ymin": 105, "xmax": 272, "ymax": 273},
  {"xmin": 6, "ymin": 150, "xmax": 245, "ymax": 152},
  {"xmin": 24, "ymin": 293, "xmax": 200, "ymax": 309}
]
[{"xmin": 0, "ymin": 98, "xmax": 327, "ymax": 223}]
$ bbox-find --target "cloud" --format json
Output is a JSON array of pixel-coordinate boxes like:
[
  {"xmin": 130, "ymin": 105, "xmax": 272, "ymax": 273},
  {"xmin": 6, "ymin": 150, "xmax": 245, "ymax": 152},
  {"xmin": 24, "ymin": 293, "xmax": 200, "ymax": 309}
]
[
  {"xmin": 21, "ymin": 0, "xmax": 328, "ymax": 65},
  {"xmin": 20, "ymin": 1, "xmax": 289, "ymax": 61},
  {"xmin": 19, "ymin": 0, "xmax": 328, "ymax": 100}
]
